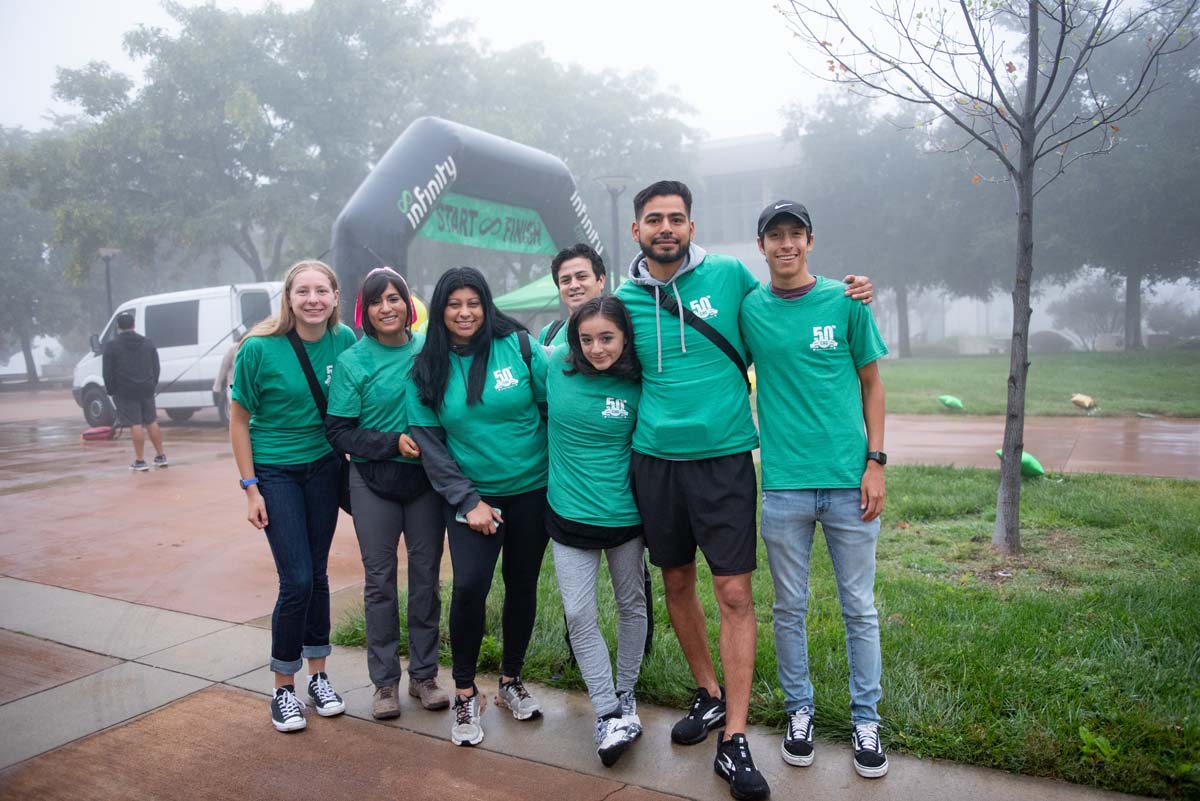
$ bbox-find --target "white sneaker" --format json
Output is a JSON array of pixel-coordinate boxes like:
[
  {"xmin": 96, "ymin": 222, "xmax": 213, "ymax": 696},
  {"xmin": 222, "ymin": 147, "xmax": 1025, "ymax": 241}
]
[
  {"xmin": 595, "ymin": 716, "xmax": 640, "ymax": 767},
  {"xmin": 617, "ymin": 688, "xmax": 641, "ymax": 727},
  {"xmin": 451, "ymin": 689, "xmax": 486, "ymax": 746},
  {"xmin": 496, "ymin": 676, "xmax": 541, "ymax": 720}
]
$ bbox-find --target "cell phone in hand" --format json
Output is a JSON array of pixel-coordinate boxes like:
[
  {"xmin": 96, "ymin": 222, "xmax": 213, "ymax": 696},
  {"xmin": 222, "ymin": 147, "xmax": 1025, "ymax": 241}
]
[{"xmin": 455, "ymin": 506, "xmax": 502, "ymax": 524}]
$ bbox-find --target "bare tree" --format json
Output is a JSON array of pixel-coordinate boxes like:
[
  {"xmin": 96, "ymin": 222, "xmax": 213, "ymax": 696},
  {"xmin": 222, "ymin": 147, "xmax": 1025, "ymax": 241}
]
[{"xmin": 783, "ymin": 0, "xmax": 1197, "ymax": 552}]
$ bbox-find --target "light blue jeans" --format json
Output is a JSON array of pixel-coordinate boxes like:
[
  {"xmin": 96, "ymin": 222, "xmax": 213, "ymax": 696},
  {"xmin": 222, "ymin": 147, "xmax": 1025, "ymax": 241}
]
[{"xmin": 760, "ymin": 488, "xmax": 881, "ymax": 724}]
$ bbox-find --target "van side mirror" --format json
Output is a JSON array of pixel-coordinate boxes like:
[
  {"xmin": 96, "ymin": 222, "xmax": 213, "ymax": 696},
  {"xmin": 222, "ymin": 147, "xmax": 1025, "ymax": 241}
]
[{"xmin": 90, "ymin": 334, "xmax": 101, "ymax": 354}]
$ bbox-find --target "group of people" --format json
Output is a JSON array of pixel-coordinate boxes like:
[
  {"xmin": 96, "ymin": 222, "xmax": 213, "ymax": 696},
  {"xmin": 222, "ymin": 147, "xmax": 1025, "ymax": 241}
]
[{"xmin": 228, "ymin": 179, "xmax": 890, "ymax": 801}]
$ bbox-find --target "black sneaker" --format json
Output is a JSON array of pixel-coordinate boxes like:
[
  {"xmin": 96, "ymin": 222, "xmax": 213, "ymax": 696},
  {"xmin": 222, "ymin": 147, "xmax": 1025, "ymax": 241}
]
[
  {"xmin": 781, "ymin": 706, "xmax": 814, "ymax": 766},
  {"xmin": 851, "ymin": 722, "xmax": 889, "ymax": 778},
  {"xmin": 307, "ymin": 672, "xmax": 345, "ymax": 717},
  {"xmin": 671, "ymin": 686, "xmax": 726, "ymax": 744},
  {"xmin": 270, "ymin": 685, "xmax": 306, "ymax": 732},
  {"xmin": 714, "ymin": 731, "xmax": 771, "ymax": 801}
]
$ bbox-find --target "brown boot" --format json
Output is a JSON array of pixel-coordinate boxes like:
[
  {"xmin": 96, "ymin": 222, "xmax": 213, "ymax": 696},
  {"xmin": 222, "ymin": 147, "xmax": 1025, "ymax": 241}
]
[
  {"xmin": 372, "ymin": 684, "xmax": 401, "ymax": 720},
  {"xmin": 409, "ymin": 676, "xmax": 450, "ymax": 710}
]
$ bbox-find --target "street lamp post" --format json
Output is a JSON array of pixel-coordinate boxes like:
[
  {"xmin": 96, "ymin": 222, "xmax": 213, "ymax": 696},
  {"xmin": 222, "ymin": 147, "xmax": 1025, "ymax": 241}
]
[
  {"xmin": 595, "ymin": 176, "xmax": 632, "ymax": 287},
  {"xmin": 98, "ymin": 247, "xmax": 121, "ymax": 318}
]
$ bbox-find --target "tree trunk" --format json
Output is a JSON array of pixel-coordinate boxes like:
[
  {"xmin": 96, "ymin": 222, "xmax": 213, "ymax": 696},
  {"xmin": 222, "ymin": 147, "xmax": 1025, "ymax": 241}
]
[
  {"xmin": 994, "ymin": 3, "xmax": 1038, "ymax": 555},
  {"xmin": 895, "ymin": 284, "xmax": 912, "ymax": 358},
  {"xmin": 19, "ymin": 331, "xmax": 40, "ymax": 386},
  {"xmin": 1124, "ymin": 268, "xmax": 1144, "ymax": 350}
]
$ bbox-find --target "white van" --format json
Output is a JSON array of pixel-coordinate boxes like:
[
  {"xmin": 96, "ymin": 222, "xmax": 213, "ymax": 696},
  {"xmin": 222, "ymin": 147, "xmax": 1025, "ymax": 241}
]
[{"xmin": 73, "ymin": 282, "xmax": 283, "ymax": 426}]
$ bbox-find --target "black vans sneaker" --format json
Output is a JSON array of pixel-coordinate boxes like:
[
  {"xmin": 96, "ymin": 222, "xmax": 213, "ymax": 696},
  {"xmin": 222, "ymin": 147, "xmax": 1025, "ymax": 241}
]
[
  {"xmin": 270, "ymin": 685, "xmax": 306, "ymax": 732},
  {"xmin": 307, "ymin": 672, "xmax": 345, "ymax": 717},
  {"xmin": 781, "ymin": 706, "xmax": 814, "ymax": 766},
  {"xmin": 671, "ymin": 686, "xmax": 726, "ymax": 744},
  {"xmin": 714, "ymin": 731, "xmax": 771, "ymax": 801},
  {"xmin": 851, "ymin": 722, "xmax": 889, "ymax": 778}
]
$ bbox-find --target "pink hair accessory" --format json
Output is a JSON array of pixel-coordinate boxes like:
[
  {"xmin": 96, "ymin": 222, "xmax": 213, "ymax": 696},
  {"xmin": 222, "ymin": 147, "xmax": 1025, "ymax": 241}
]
[{"xmin": 354, "ymin": 267, "xmax": 416, "ymax": 328}]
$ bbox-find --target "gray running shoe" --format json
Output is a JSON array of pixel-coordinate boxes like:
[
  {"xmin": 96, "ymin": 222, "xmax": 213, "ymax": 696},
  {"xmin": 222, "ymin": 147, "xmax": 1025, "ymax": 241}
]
[
  {"xmin": 451, "ymin": 689, "xmax": 486, "ymax": 746},
  {"xmin": 130, "ymin": 460, "xmax": 150, "ymax": 472},
  {"xmin": 496, "ymin": 676, "xmax": 541, "ymax": 720},
  {"xmin": 153, "ymin": 454, "xmax": 168, "ymax": 468}
]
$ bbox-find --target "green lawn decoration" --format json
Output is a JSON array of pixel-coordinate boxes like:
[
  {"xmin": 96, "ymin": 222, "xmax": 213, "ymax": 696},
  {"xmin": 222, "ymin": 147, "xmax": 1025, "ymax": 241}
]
[
  {"xmin": 938, "ymin": 394, "xmax": 965, "ymax": 410},
  {"xmin": 996, "ymin": 449, "xmax": 1046, "ymax": 478}
]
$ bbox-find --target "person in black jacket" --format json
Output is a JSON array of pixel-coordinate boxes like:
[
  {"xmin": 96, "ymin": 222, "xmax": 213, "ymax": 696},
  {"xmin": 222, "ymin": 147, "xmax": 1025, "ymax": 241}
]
[{"xmin": 102, "ymin": 310, "xmax": 166, "ymax": 471}]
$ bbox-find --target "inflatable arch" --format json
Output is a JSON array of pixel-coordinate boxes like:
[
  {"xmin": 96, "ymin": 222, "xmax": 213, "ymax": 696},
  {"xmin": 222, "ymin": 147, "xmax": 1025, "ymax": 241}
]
[{"xmin": 331, "ymin": 116, "xmax": 605, "ymax": 313}]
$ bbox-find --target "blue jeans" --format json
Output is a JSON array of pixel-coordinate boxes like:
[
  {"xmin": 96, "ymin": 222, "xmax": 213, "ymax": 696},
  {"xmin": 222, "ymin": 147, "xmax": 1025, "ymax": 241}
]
[
  {"xmin": 257, "ymin": 451, "xmax": 341, "ymax": 676},
  {"xmin": 760, "ymin": 488, "xmax": 881, "ymax": 724}
]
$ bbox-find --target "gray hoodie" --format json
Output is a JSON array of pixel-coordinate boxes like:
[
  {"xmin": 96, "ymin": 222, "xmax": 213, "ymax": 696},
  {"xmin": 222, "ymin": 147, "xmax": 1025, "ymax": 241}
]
[{"xmin": 624, "ymin": 243, "xmax": 708, "ymax": 374}]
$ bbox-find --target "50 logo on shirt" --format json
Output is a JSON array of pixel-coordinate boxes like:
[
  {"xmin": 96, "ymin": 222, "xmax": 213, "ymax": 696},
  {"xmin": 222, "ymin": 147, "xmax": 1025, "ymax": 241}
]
[
  {"xmin": 493, "ymin": 367, "xmax": 519, "ymax": 390},
  {"xmin": 810, "ymin": 325, "xmax": 839, "ymax": 351},
  {"xmin": 601, "ymin": 397, "xmax": 629, "ymax": 419}
]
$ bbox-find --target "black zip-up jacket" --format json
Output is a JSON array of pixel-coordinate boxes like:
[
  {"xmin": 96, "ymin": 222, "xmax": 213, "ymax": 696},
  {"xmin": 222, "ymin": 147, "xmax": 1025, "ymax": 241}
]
[{"xmin": 102, "ymin": 331, "xmax": 160, "ymax": 399}]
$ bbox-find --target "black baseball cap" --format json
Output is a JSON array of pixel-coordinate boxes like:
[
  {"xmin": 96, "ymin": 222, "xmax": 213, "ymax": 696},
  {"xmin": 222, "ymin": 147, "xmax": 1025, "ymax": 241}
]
[
  {"xmin": 757, "ymin": 200, "xmax": 812, "ymax": 236},
  {"xmin": 116, "ymin": 311, "xmax": 135, "ymax": 329}
]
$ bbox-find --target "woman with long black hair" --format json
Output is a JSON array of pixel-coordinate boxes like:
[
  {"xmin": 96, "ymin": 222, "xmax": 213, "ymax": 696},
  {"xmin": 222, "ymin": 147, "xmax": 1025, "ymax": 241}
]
[
  {"xmin": 407, "ymin": 266, "xmax": 549, "ymax": 747},
  {"xmin": 325, "ymin": 267, "xmax": 449, "ymax": 720}
]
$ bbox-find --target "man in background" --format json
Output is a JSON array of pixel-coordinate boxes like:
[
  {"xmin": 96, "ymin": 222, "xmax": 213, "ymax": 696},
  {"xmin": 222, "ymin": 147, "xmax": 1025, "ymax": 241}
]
[{"xmin": 102, "ymin": 310, "xmax": 166, "ymax": 471}]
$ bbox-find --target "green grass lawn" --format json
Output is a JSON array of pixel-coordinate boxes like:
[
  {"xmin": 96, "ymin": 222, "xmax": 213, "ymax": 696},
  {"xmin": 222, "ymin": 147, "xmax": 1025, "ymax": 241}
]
[
  {"xmin": 878, "ymin": 350, "xmax": 1200, "ymax": 416},
  {"xmin": 332, "ymin": 467, "xmax": 1200, "ymax": 798}
]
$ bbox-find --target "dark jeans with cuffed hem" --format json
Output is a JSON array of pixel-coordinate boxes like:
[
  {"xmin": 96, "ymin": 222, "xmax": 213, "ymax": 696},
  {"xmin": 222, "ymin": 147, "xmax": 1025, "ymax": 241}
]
[
  {"xmin": 257, "ymin": 451, "xmax": 341, "ymax": 676},
  {"xmin": 447, "ymin": 486, "xmax": 548, "ymax": 690}
]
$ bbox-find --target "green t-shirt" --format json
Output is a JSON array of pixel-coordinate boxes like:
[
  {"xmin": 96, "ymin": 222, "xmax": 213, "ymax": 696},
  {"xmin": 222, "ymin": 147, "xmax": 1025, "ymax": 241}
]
[
  {"xmin": 739, "ymin": 277, "xmax": 888, "ymax": 490},
  {"xmin": 537, "ymin": 320, "xmax": 568, "ymax": 348},
  {"xmin": 536, "ymin": 345, "xmax": 641, "ymax": 527},
  {"xmin": 327, "ymin": 332, "xmax": 424, "ymax": 464},
  {"xmin": 615, "ymin": 253, "xmax": 759, "ymax": 459},
  {"xmin": 407, "ymin": 332, "xmax": 548, "ymax": 496},
  {"xmin": 231, "ymin": 323, "xmax": 358, "ymax": 465}
]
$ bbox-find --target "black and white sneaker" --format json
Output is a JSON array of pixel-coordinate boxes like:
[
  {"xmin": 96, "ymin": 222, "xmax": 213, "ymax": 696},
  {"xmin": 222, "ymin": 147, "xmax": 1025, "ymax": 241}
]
[
  {"xmin": 781, "ymin": 706, "xmax": 814, "ymax": 767},
  {"xmin": 671, "ymin": 686, "xmax": 726, "ymax": 744},
  {"xmin": 270, "ymin": 685, "xmax": 307, "ymax": 732},
  {"xmin": 306, "ymin": 672, "xmax": 345, "ymax": 717},
  {"xmin": 617, "ymin": 688, "xmax": 641, "ymax": 728},
  {"xmin": 714, "ymin": 731, "xmax": 771, "ymax": 801},
  {"xmin": 595, "ymin": 715, "xmax": 641, "ymax": 767},
  {"xmin": 851, "ymin": 722, "xmax": 889, "ymax": 778}
]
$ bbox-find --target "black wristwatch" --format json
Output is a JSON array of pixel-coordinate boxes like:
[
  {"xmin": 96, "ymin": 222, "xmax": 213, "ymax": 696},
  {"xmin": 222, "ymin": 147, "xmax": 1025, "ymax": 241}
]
[{"xmin": 866, "ymin": 451, "xmax": 887, "ymax": 466}]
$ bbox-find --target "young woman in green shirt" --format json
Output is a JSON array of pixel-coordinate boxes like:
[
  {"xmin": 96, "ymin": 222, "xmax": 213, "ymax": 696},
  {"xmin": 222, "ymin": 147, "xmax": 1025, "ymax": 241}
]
[
  {"xmin": 325, "ymin": 267, "xmax": 449, "ymax": 719},
  {"xmin": 230, "ymin": 259, "xmax": 357, "ymax": 733},
  {"xmin": 538, "ymin": 296, "xmax": 648, "ymax": 768},
  {"xmin": 408, "ymin": 266, "xmax": 549, "ymax": 747}
]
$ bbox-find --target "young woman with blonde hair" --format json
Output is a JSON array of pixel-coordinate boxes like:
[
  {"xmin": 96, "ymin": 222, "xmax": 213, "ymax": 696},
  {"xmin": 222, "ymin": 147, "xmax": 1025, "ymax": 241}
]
[{"xmin": 230, "ymin": 259, "xmax": 357, "ymax": 732}]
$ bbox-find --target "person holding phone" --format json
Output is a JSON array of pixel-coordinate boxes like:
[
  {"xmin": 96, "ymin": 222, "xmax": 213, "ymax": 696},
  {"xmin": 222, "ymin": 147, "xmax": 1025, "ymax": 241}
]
[{"xmin": 407, "ymin": 266, "xmax": 550, "ymax": 747}]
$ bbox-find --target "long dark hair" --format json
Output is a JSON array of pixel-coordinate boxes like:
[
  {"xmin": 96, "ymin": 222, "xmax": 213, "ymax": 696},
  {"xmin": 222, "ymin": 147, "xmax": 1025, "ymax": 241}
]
[
  {"xmin": 412, "ymin": 266, "xmax": 526, "ymax": 411},
  {"xmin": 564, "ymin": 296, "xmax": 641, "ymax": 381}
]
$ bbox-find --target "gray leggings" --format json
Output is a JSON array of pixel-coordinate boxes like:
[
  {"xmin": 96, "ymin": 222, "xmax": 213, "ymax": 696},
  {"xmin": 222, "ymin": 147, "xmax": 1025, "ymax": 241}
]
[
  {"xmin": 552, "ymin": 537, "xmax": 648, "ymax": 717},
  {"xmin": 348, "ymin": 462, "xmax": 445, "ymax": 687}
]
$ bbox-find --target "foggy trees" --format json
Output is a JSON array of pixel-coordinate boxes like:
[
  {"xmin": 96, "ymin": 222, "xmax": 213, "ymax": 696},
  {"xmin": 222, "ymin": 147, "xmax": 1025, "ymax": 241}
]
[
  {"xmin": 782, "ymin": 0, "xmax": 1198, "ymax": 553},
  {"xmin": 1046, "ymin": 271, "xmax": 1125, "ymax": 350},
  {"xmin": 6, "ymin": 0, "xmax": 694, "ymax": 285}
]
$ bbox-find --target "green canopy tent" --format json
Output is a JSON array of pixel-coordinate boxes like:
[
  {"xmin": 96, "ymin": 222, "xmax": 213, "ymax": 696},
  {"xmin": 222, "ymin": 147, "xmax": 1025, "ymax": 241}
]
[{"xmin": 494, "ymin": 274, "xmax": 562, "ymax": 313}]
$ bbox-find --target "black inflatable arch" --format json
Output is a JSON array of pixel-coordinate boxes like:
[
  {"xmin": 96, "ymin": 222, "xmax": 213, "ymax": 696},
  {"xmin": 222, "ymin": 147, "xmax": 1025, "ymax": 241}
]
[{"xmin": 331, "ymin": 116, "xmax": 604, "ymax": 308}]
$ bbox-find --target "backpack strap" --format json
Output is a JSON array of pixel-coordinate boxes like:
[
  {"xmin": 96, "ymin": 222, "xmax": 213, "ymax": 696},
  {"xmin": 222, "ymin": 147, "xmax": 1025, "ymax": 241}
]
[
  {"xmin": 286, "ymin": 329, "xmax": 329, "ymax": 417},
  {"xmin": 640, "ymin": 284, "xmax": 751, "ymax": 394},
  {"xmin": 543, "ymin": 318, "xmax": 566, "ymax": 346}
]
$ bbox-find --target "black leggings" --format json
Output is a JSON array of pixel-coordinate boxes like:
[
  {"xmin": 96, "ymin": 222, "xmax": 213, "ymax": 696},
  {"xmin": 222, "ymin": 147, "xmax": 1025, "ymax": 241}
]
[{"xmin": 447, "ymin": 486, "xmax": 549, "ymax": 689}]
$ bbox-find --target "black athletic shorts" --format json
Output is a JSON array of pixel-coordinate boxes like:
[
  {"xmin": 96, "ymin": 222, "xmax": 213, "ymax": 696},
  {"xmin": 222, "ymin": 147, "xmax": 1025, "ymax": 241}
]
[
  {"xmin": 629, "ymin": 450, "xmax": 758, "ymax": 576},
  {"xmin": 114, "ymin": 396, "xmax": 156, "ymax": 426}
]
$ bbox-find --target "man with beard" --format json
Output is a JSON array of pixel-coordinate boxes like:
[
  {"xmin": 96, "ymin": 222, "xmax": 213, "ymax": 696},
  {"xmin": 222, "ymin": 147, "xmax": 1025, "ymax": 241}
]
[{"xmin": 615, "ymin": 181, "xmax": 871, "ymax": 801}]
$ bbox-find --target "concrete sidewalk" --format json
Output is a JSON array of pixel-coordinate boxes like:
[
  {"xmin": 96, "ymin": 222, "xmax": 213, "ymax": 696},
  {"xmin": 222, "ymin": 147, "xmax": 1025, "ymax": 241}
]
[{"xmin": 0, "ymin": 577, "xmax": 1142, "ymax": 801}]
